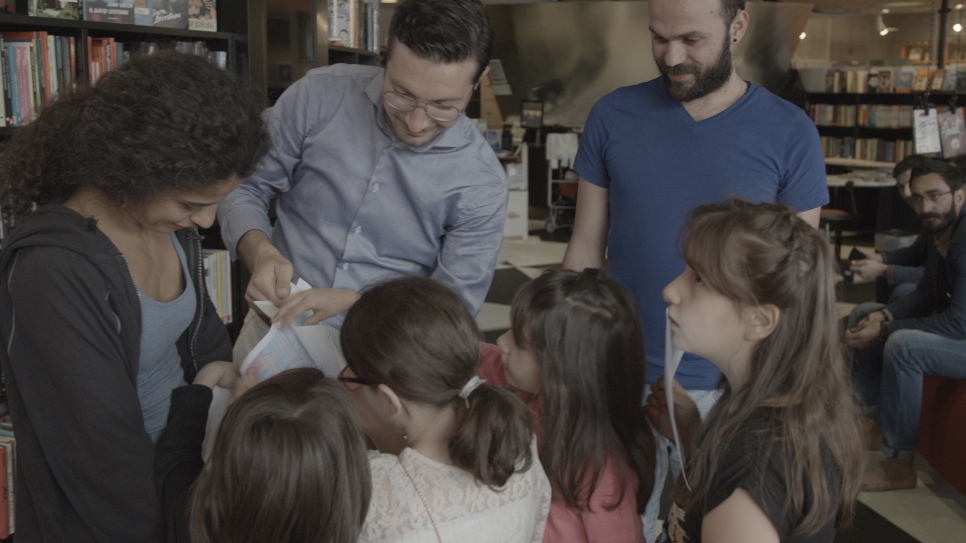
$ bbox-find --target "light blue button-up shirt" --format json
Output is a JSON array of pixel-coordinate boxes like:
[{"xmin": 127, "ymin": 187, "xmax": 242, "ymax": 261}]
[{"xmin": 217, "ymin": 64, "xmax": 509, "ymax": 327}]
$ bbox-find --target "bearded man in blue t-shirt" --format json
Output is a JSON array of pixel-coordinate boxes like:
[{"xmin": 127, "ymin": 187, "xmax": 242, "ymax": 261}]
[{"xmin": 563, "ymin": 0, "xmax": 828, "ymax": 540}]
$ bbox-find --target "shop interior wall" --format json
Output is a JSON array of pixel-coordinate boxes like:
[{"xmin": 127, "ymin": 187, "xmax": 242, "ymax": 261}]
[{"xmin": 381, "ymin": 1, "xmax": 811, "ymax": 127}]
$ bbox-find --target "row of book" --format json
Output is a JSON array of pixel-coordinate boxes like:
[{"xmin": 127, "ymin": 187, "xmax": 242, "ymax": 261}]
[
  {"xmin": 809, "ymin": 104, "xmax": 915, "ymax": 129},
  {"xmin": 819, "ymin": 136, "xmax": 916, "ymax": 163},
  {"xmin": 0, "ymin": 416, "xmax": 15, "ymax": 539},
  {"xmin": 203, "ymin": 249, "xmax": 232, "ymax": 325},
  {"xmin": 0, "ymin": 0, "xmax": 217, "ymax": 32},
  {"xmin": 328, "ymin": 0, "xmax": 380, "ymax": 53},
  {"xmin": 0, "ymin": 31, "xmax": 227, "ymax": 127},
  {"xmin": 805, "ymin": 66, "xmax": 966, "ymax": 94}
]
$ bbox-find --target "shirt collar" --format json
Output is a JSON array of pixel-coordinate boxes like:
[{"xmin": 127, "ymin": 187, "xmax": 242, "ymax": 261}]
[{"xmin": 366, "ymin": 68, "xmax": 472, "ymax": 153}]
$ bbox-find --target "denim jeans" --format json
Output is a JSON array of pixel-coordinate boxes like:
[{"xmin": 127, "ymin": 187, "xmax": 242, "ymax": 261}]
[
  {"xmin": 850, "ymin": 303, "xmax": 966, "ymax": 458},
  {"xmin": 641, "ymin": 385, "xmax": 721, "ymax": 543}
]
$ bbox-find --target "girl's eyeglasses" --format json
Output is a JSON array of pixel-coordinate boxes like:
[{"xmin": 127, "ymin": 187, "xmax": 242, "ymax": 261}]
[{"xmin": 337, "ymin": 366, "xmax": 379, "ymax": 392}]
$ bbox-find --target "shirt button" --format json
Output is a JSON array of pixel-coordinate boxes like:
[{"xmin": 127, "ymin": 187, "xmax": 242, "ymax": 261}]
[
  {"xmin": 342, "ymin": 263, "xmax": 349, "ymax": 270},
  {"xmin": 373, "ymin": 183, "xmax": 380, "ymax": 192},
  {"xmin": 354, "ymin": 225, "xmax": 362, "ymax": 234}
]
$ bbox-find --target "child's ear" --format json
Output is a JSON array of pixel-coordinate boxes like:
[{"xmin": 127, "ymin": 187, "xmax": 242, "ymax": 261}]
[
  {"xmin": 744, "ymin": 304, "xmax": 780, "ymax": 341},
  {"xmin": 376, "ymin": 384, "xmax": 405, "ymax": 420}
]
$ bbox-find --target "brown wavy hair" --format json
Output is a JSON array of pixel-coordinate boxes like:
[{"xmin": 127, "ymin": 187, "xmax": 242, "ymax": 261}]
[
  {"xmin": 510, "ymin": 268, "xmax": 655, "ymax": 514},
  {"xmin": 341, "ymin": 276, "xmax": 533, "ymax": 489},
  {"xmin": 189, "ymin": 368, "xmax": 371, "ymax": 543},
  {"xmin": 0, "ymin": 51, "xmax": 270, "ymax": 224},
  {"xmin": 678, "ymin": 198, "xmax": 863, "ymax": 535}
]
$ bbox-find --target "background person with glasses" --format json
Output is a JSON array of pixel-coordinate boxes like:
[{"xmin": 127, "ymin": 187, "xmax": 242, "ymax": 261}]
[
  {"xmin": 846, "ymin": 160, "xmax": 966, "ymax": 492},
  {"xmin": 849, "ymin": 154, "xmax": 931, "ymax": 304},
  {"xmin": 218, "ymin": 0, "xmax": 509, "ymax": 363}
]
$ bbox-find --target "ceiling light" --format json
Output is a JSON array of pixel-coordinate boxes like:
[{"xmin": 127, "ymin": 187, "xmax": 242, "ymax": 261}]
[
  {"xmin": 880, "ymin": 28, "xmax": 890, "ymax": 36},
  {"xmin": 799, "ymin": 31, "xmax": 806, "ymax": 39},
  {"xmin": 956, "ymin": 23, "xmax": 963, "ymax": 32},
  {"xmin": 958, "ymin": 4, "xmax": 964, "ymax": 9},
  {"xmin": 882, "ymin": 8, "xmax": 890, "ymax": 13}
]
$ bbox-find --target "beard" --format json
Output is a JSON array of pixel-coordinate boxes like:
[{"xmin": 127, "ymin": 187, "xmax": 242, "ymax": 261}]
[
  {"xmin": 658, "ymin": 33, "xmax": 734, "ymax": 103},
  {"xmin": 919, "ymin": 204, "xmax": 958, "ymax": 235}
]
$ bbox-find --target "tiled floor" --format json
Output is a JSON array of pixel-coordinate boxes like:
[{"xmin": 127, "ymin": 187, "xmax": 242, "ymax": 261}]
[{"xmin": 477, "ymin": 227, "xmax": 966, "ymax": 542}]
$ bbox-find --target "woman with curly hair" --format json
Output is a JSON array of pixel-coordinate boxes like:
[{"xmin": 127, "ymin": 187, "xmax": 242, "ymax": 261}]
[{"xmin": 0, "ymin": 51, "xmax": 270, "ymax": 542}]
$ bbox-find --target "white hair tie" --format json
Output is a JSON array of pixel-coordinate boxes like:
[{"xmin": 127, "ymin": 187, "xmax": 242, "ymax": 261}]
[{"xmin": 458, "ymin": 376, "xmax": 486, "ymax": 407}]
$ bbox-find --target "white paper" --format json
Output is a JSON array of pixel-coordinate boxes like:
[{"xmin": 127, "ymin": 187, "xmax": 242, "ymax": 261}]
[
  {"xmin": 202, "ymin": 280, "xmax": 346, "ymax": 458},
  {"xmin": 665, "ymin": 308, "xmax": 691, "ymax": 490},
  {"xmin": 914, "ymin": 108, "xmax": 943, "ymax": 154}
]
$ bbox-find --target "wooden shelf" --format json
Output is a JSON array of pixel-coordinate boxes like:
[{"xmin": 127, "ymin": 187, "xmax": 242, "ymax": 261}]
[
  {"xmin": 328, "ymin": 44, "xmax": 378, "ymax": 57},
  {"xmin": 0, "ymin": 13, "xmax": 234, "ymax": 40},
  {"xmin": 824, "ymin": 157, "xmax": 897, "ymax": 169}
]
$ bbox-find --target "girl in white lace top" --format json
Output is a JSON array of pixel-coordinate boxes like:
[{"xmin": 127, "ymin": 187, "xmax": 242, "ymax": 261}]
[{"xmin": 339, "ymin": 277, "xmax": 552, "ymax": 543}]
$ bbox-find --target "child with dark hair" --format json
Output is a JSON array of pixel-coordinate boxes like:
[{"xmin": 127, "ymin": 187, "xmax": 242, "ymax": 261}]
[
  {"xmin": 0, "ymin": 51, "xmax": 270, "ymax": 542},
  {"xmin": 339, "ymin": 277, "xmax": 551, "ymax": 543},
  {"xmin": 155, "ymin": 366, "xmax": 372, "ymax": 543},
  {"xmin": 488, "ymin": 268, "xmax": 655, "ymax": 542},
  {"xmin": 648, "ymin": 198, "xmax": 864, "ymax": 542}
]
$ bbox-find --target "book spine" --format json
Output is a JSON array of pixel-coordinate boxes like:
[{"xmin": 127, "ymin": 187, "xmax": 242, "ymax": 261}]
[
  {"xmin": 0, "ymin": 446, "xmax": 7, "ymax": 539},
  {"xmin": 46, "ymin": 34, "xmax": 57, "ymax": 101},
  {"xmin": 0, "ymin": 37, "xmax": 7, "ymax": 127},
  {"xmin": 69, "ymin": 36, "xmax": 76, "ymax": 83},
  {"xmin": 6, "ymin": 46, "xmax": 19, "ymax": 126},
  {"xmin": 17, "ymin": 46, "xmax": 33, "ymax": 124}
]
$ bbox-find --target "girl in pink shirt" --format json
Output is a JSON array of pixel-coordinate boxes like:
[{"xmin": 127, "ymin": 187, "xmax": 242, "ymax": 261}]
[{"xmin": 491, "ymin": 268, "xmax": 656, "ymax": 543}]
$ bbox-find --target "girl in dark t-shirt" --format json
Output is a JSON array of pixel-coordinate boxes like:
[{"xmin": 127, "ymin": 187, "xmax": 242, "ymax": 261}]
[{"xmin": 646, "ymin": 199, "xmax": 864, "ymax": 542}]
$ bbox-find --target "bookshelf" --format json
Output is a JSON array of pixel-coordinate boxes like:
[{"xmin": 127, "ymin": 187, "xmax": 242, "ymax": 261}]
[
  {"xmin": 807, "ymin": 92, "xmax": 920, "ymax": 164},
  {"xmin": 251, "ymin": 0, "xmax": 380, "ymax": 106}
]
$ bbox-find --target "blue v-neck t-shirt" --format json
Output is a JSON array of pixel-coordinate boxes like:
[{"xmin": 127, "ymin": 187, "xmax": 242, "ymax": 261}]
[{"xmin": 574, "ymin": 78, "xmax": 828, "ymax": 390}]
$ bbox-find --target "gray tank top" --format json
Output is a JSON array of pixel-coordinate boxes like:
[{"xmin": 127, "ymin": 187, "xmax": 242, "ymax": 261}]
[{"xmin": 135, "ymin": 233, "xmax": 195, "ymax": 443}]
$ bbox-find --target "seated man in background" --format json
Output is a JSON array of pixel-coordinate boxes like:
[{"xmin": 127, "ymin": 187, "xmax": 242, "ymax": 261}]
[
  {"xmin": 850, "ymin": 154, "xmax": 929, "ymax": 303},
  {"xmin": 846, "ymin": 160, "xmax": 966, "ymax": 491}
]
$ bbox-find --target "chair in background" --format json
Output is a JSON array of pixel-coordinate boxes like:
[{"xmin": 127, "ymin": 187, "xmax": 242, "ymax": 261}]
[{"xmin": 820, "ymin": 180, "xmax": 858, "ymax": 264}]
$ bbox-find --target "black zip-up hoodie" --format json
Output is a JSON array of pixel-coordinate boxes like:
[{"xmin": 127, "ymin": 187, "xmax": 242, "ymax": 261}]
[{"xmin": 0, "ymin": 205, "xmax": 231, "ymax": 543}]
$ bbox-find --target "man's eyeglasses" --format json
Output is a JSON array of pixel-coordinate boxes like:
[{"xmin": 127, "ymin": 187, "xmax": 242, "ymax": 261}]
[
  {"xmin": 337, "ymin": 366, "xmax": 379, "ymax": 392},
  {"xmin": 909, "ymin": 190, "xmax": 953, "ymax": 207},
  {"xmin": 382, "ymin": 91, "xmax": 463, "ymax": 123}
]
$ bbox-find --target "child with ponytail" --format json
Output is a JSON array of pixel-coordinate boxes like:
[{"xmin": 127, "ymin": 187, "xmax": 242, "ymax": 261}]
[
  {"xmin": 339, "ymin": 276, "xmax": 552, "ymax": 543},
  {"xmin": 648, "ymin": 198, "xmax": 864, "ymax": 542},
  {"xmin": 490, "ymin": 267, "xmax": 656, "ymax": 543}
]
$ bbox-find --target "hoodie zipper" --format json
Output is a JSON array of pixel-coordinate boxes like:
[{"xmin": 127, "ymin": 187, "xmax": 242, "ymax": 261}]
[{"xmin": 186, "ymin": 228, "xmax": 205, "ymax": 376}]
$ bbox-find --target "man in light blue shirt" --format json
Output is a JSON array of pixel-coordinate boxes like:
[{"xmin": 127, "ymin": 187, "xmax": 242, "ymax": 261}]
[{"xmin": 218, "ymin": 0, "xmax": 507, "ymax": 347}]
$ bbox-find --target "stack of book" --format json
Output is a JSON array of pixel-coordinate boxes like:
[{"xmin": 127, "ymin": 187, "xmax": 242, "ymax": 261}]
[
  {"xmin": 203, "ymin": 249, "xmax": 233, "ymax": 325},
  {"xmin": 0, "ymin": 32, "xmax": 77, "ymax": 127},
  {"xmin": 328, "ymin": 0, "xmax": 380, "ymax": 52},
  {"xmin": 819, "ymin": 136, "xmax": 914, "ymax": 163}
]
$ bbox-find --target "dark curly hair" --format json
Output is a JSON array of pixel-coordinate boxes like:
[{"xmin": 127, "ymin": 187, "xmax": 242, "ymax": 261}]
[{"xmin": 0, "ymin": 51, "xmax": 270, "ymax": 224}]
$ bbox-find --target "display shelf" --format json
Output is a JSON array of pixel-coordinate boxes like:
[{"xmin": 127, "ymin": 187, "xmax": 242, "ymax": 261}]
[{"xmin": 824, "ymin": 157, "xmax": 897, "ymax": 169}]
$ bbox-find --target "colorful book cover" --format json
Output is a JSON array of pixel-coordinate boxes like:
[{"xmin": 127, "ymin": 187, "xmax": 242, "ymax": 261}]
[
  {"xmin": 930, "ymin": 69, "xmax": 946, "ymax": 91},
  {"xmin": 84, "ymin": 0, "xmax": 135, "ymax": 24},
  {"xmin": 940, "ymin": 107, "xmax": 966, "ymax": 159},
  {"xmin": 134, "ymin": 0, "xmax": 152, "ymax": 26},
  {"xmin": 943, "ymin": 70, "xmax": 958, "ymax": 91},
  {"xmin": 913, "ymin": 68, "xmax": 930, "ymax": 92},
  {"xmin": 152, "ymin": 0, "xmax": 188, "ymax": 29},
  {"xmin": 188, "ymin": 0, "xmax": 217, "ymax": 32},
  {"xmin": 877, "ymin": 69, "xmax": 893, "ymax": 93},
  {"xmin": 896, "ymin": 70, "xmax": 915, "ymax": 93},
  {"xmin": 30, "ymin": 0, "xmax": 80, "ymax": 19}
]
